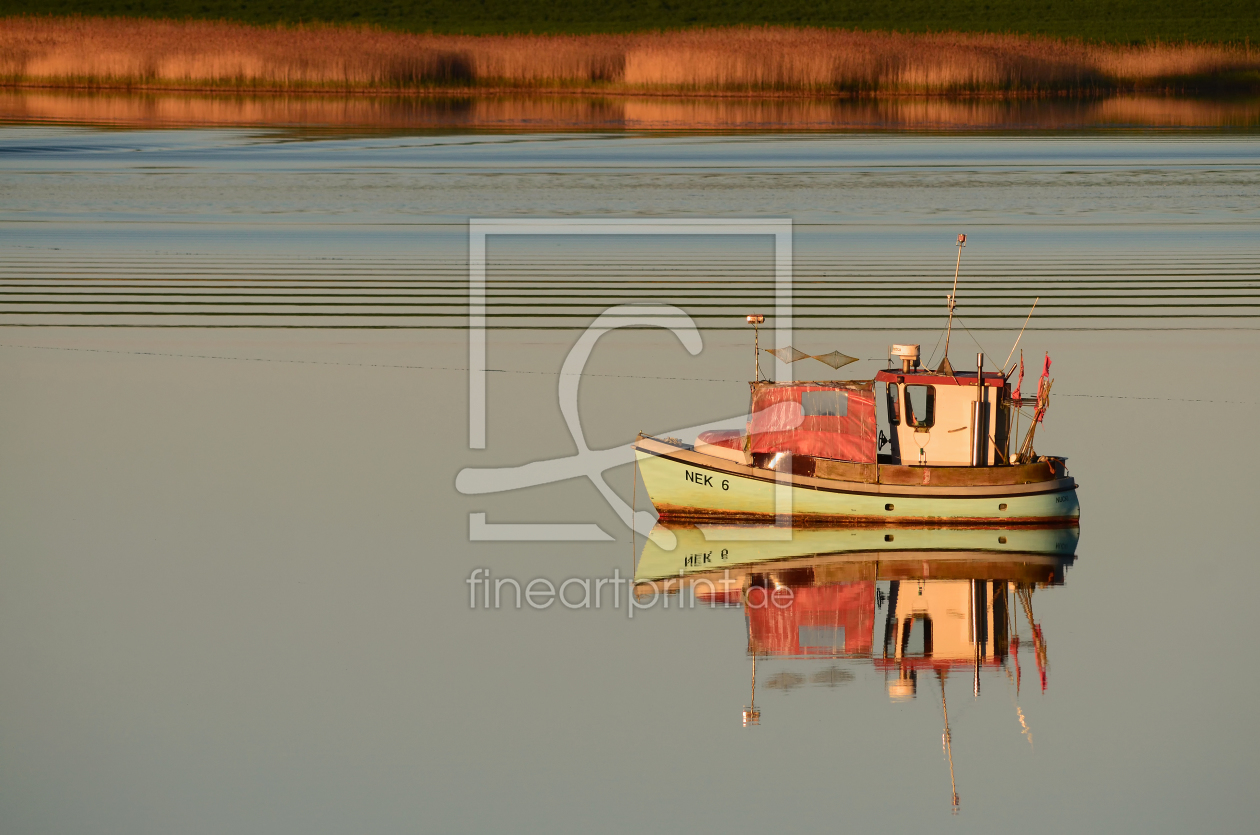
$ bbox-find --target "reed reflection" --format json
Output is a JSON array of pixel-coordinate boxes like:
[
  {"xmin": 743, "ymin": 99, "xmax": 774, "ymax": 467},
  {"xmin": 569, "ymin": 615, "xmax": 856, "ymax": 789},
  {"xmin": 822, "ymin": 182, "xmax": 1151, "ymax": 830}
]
[
  {"xmin": 634, "ymin": 524, "xmax": 1076, "ymax": 812},
  {"xmin": 5, "ymin": 90, "xmax": 1258, "ymax": 131}
]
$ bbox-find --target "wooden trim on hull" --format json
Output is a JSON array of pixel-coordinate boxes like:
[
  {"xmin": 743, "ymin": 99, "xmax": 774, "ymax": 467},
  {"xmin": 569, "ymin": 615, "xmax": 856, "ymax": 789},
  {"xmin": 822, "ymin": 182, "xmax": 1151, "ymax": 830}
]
[
  {"xmin": 877, "ymin": 460, "xmax": 1065, "ymax": 486},
  {"xmin": 650, "ymin": 504, "xmax": 1081, "ymax": 528},
  {"xmin": 634, "ymin": 551, "xmax": 1074, "ymax": 597},
  {"xmin": 633, "ymin": 436, "xmax": 1077, "ymax": 499}
]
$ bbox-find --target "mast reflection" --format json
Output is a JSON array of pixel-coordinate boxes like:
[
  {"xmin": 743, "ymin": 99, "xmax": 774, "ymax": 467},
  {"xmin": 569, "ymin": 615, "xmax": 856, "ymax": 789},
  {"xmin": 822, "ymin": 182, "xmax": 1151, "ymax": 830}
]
[{"xmin": 634, "ymin": 524, "xmax": 1077, "ymax": 812}]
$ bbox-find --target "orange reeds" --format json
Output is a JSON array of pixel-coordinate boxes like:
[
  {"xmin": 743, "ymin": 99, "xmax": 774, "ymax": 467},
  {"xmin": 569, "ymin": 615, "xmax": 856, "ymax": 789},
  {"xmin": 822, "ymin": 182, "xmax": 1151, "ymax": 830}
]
[{"xmin": 1, "ymin": 17, "xmax": 1257, "ymax": 95}]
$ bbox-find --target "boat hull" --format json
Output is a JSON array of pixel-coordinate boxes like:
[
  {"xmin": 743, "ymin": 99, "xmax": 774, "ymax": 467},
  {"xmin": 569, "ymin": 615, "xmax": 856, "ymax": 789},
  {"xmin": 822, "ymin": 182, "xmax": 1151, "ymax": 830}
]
[{"xmin": 634, "ymin": 436, "xmax": 1079, "ymax": 526}]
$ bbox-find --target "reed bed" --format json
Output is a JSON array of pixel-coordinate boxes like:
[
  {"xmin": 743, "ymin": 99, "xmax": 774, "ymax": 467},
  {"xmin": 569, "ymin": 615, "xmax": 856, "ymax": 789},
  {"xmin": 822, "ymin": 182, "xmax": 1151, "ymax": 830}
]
[{"xmin": 1, "ymin": 17, "xmax": 1257, "ymax": 95}]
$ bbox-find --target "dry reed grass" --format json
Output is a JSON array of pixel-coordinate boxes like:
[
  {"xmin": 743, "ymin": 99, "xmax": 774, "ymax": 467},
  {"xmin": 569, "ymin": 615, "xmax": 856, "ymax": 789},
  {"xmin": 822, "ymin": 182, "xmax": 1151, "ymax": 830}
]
[{"xmin": 1, "ymin": 17, "xmax": 1257, "ymax": 95}]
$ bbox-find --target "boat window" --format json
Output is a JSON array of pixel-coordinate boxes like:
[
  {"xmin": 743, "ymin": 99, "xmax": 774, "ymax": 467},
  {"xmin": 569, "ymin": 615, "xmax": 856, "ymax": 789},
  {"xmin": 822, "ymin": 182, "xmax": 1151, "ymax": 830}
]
[
  {"xmin": 798, "ymin": 625, "xmax": 844, "ymax": 650},
  {"xmin": 801, "ymin": 389, "xmax": 848, "ymax": 417},
  {"xmin": 901, "ymin": 615, "xmax": 934, "ymax": 657},
  {"xmin": 886, "ymin": 383, "xmax": 900, "ymax": 425},
  {"xmin": 904, "ymin": 385, "xmax": 935, "ymax": 428}
]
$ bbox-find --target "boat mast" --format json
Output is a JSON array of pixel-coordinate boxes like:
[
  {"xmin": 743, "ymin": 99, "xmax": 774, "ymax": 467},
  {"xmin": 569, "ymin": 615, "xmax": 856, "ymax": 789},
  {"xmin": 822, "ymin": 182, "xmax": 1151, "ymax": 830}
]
[
  {"xmin": 742, "ymin": 652, "xmax": 761, "ymax": 726},
  {"xmin": 747, "ymin": 314, "xmax": 765, "ymax": 381},
  {"xmin": 938, "ymin": 234, "xmax": 966, "ymax": 375},
  {"xmin": 939, "ymin": 671, "xmax": 960, "ymax": 813}
]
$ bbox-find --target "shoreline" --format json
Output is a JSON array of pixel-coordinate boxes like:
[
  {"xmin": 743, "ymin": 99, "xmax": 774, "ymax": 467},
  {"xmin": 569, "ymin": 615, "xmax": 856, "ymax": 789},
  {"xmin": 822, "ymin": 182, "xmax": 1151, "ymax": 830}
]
[{"xmin": 3, "ymin": 18, "xmax": 1259, "ymax": 98}]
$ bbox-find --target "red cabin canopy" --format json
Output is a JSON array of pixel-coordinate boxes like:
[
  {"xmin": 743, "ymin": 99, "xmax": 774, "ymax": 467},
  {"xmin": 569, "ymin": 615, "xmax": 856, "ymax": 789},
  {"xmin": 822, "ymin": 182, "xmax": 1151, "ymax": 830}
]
[
  {"xmin": 747, "ymin": 381, "xmax": 877, "ymax": 464},
  {"xmin": 746, "ymin": 582, "xmax": 875, "ymax": 657}
]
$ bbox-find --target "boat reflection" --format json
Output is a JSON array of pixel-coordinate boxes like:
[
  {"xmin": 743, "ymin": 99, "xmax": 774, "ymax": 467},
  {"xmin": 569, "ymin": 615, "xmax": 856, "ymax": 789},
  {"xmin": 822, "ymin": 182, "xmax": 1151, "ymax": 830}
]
[{"xmin": 634, "ymin": 523, "xmax": 1077, "ymax": 812}]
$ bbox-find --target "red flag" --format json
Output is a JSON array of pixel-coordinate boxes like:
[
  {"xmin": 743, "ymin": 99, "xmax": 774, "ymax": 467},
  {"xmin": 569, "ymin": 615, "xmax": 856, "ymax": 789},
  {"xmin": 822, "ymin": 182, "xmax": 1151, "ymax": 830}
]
[{"xmin": 1036, "ymin": 352, "xmax": 1052, "ymax": 423}]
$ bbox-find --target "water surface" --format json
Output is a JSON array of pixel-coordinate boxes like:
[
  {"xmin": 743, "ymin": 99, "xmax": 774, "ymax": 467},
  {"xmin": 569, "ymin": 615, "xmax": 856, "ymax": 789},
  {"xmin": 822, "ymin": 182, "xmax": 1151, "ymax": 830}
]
[{"xmin": 0, "ymin": 128, "xmax": 1257, "ymax": 833}]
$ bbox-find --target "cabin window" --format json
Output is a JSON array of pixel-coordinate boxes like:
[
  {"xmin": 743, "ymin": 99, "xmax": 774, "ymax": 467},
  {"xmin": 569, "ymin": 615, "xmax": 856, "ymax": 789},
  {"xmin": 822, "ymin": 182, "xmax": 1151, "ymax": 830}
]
[
  {"xmin": 886, "ymin": 383, "xmax": 900, "ymax": 425},
  {"xmin": 801, "ymin": 389, "xmax": 848, "ymax": 418},
  {"xmin": 798, "ymin": 625, "xmax": 844, "ymax": 650},
  {"xmin": 904, "ymin": 385, "xmax": 935, "ymax": 428},
  {"xmin": 900, "ymin": 615, "xmax": 933, "ymax": 657}
]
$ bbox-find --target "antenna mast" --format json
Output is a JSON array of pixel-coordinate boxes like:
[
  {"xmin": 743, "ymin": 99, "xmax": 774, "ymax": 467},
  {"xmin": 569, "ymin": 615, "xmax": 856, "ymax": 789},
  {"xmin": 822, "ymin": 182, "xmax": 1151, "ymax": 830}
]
[
  {"xmin": 747, "ymin": 315, "xmax": 765, "ymax": 381},
  {"xmin": 742, "ymin": 653, "xmax": 761, "ymax": 726},
  {"xmin": 938, "ymin": 234, "xmax": 966, "ymax": 375}
]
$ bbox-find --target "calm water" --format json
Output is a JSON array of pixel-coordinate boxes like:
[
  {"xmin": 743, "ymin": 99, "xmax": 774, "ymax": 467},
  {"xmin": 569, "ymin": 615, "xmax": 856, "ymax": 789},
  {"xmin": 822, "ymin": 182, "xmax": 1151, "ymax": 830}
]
[{"xmin": 1, "ymin": 128, "xmax": 1258, "ymax": 833}]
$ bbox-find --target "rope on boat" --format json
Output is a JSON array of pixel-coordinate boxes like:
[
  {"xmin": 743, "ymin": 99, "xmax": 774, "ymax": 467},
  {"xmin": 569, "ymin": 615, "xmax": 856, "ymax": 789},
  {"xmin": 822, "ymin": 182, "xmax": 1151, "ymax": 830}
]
[
  {"xmin": 630, "ymin": 447, "xmax": 639, "ymax": 573},
  {"xmin": 2, "ymin": 342, "xmax": 1256, "ymax": 405}
]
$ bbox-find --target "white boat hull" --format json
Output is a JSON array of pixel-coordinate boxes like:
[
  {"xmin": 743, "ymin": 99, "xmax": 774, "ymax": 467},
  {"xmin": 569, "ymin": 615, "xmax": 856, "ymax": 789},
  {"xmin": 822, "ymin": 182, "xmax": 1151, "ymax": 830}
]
[{"xmin": 634, "ymin": 436, "xmax": 1079, "ymax": 526}]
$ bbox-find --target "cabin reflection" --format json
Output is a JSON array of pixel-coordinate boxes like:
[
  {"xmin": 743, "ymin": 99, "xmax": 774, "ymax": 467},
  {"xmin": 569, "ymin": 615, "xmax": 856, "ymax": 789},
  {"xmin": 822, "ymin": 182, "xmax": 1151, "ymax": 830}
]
[
  {"xmin": 634, "ymin": 523, "xmax": 1074, "ymax": 811},
  {"xmin": 650, "ymin": 550, "xmax": 1063, "ymax": 685},
  {"xmin": 635, "ymin": 527, "xmax": 1066, "ymax": 685}
]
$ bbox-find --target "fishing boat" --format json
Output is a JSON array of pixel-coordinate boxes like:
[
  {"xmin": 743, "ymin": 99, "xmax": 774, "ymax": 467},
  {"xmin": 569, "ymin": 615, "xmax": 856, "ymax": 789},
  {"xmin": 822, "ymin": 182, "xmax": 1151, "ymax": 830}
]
[{"xmin": 632, "ymin": 234, "xmax": 1078, "ymax": 527}]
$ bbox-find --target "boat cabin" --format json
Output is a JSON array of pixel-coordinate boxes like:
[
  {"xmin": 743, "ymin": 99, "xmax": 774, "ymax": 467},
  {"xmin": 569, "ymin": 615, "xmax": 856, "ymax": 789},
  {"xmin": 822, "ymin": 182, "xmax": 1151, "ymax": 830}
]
[
  {"xmin": 874, "ymin": 365, "xmax": 1008, "ymax": 467},
  {"xmin": 696, "ymin": 347, "xmax": 1012, "ymax": 470}
]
